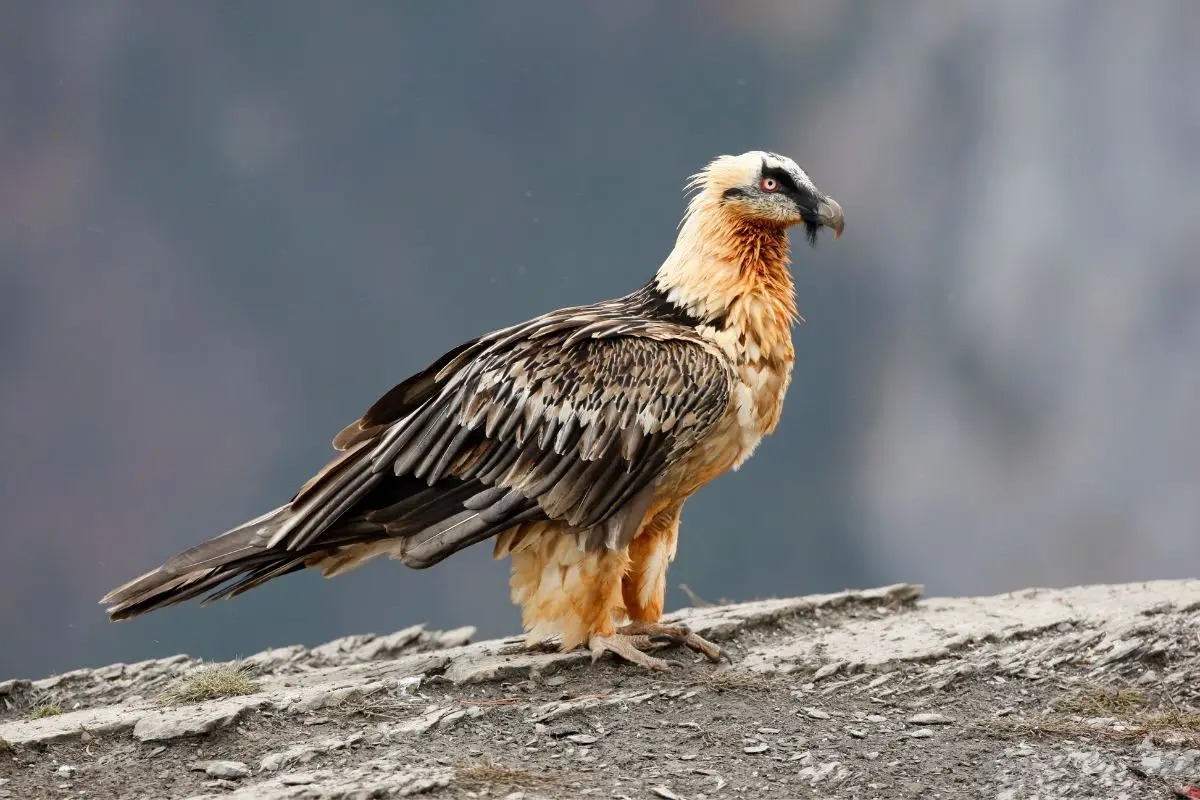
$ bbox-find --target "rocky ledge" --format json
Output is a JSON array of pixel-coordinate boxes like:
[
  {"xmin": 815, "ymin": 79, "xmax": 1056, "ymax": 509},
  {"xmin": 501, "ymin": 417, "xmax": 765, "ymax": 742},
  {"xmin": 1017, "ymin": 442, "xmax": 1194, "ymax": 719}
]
[{"xmin": 2, "ymin": 580, "xmax": 1199, "ymax": 799}]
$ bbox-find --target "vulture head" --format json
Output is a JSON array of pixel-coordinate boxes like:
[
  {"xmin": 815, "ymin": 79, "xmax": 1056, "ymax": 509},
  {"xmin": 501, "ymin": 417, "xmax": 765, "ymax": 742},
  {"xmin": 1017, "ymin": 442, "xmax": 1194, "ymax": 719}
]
[{"xmin": 696, "ymin": 151, "xmax": 844, "ymax": 244}]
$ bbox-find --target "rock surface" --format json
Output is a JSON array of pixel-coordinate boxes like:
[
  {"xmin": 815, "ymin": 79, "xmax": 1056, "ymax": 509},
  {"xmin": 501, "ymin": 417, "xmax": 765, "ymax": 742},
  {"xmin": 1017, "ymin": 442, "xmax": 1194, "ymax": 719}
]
[{"xmin": 0, "ymin": 580, "xmax": 1197, "ymax": 798}]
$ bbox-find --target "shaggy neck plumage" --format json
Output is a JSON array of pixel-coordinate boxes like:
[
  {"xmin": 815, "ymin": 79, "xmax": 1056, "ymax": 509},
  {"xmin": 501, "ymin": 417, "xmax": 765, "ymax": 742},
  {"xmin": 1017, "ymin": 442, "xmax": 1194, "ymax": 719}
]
[{"xmin": 651, "ymin": 194, "xmax": 799, "ymax": 343}]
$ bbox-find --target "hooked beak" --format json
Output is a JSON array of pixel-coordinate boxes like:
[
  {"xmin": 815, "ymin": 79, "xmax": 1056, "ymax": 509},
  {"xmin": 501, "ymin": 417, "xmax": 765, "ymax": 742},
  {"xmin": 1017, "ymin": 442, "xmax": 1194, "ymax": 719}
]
[
  {"xmin": 816, "ymin": 197, "xmax": 844, "ymax": 240},
  {"xmin": 797, "ymin": 190, "xmax": 845, "ymax": 245}
]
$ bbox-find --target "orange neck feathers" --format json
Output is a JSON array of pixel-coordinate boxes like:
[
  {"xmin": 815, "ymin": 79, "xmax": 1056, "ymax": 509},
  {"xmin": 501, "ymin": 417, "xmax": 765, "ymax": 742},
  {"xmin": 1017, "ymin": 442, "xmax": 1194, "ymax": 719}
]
[{"xmin": 653, "ymin": 194, "xmax": 798, "ymax": 358}]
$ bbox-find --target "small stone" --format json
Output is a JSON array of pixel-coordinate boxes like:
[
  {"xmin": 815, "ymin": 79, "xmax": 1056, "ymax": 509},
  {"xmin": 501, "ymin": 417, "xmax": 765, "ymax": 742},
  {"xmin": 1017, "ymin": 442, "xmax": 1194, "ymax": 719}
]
[
  {"xmin": 811, "ymin": 662, "xmax": 844, "ymax": 682},
  {"xmin": 566, "ymin": 734, "xmax": 598, "ymax": 745},
  {"xmin": 864, "ymin": 751, "xmax": 881, "ymax": 760},
  {"xmin": 995, "ymin": 707, "xmax": 1016, "ymax": 717},
  {"xmin": 1172, "ymin": 750, "xmax": 1200, "ymax": 775},
  {"xmin": 907, "ymin": 712, "xmax": 953, "ymax": 725},
  {"xmin": 207, "ymin": 760, "xmax": 249, "ymax": 779},
  {"xmin": 866, "ymin": 714, "xmax": 887, "ymax": 723},
  {"xmin": 544, "ymin": 675, "xmax": 568, "ymax": 687},
  {"xmin": 191, "ymin": 760, "xmax": 250, "ymax": 779},
  {"xmin": 744, "ymin": 743, "xmax": 770, "ymax": 754},
  {"xmin": 803, "ymin": 707, "xmax": 831, "ymax": 720},
  {"xmin": 260, "ymin": 744, "xmax": 321, "ymax": 772},
  {"xmin": 1139, "ymin": 755, "xmax": 1163, "ymax": 776},
  {"xmin": 865, "ymin": 673, "xmax": 894, "ymax": 690},
  {"xmin": 502, "ymin": 793, "xmax": 525, "ymax": 800},
  {"xmin": 55, "ymin": 766, "xmax": 76, "ymax": 779},
  {"xmin": 848, "ymin": 728, "xmax": 867, "ymax": 739},
  {"xmin": 437, "ymin": 708, "xmax": 468, "ymax": 730},
  {"xmin": 757, "ymin": 727, "xmax": 781, "ymax": 735},
  {"xmin": 651, "ymin": 787, "xmax": 683, "ymax": 800},
  {"xmin": 908, "ymin": 729, "xmax": 934, "ymax": 739},
  {"xmin": 796, "ymin": 760, "xmax": 847, "ymax": 785},
  {"xmin": 280, "ymin": 773, "xmax": 316, "ymax": 786}
]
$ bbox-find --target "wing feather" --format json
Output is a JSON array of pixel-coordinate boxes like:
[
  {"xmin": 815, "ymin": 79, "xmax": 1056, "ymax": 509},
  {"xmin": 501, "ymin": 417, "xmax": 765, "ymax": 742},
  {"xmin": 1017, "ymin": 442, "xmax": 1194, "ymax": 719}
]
[{"xmin": 283, "ymin": 325, "xmax": 731, "ymax": 560}]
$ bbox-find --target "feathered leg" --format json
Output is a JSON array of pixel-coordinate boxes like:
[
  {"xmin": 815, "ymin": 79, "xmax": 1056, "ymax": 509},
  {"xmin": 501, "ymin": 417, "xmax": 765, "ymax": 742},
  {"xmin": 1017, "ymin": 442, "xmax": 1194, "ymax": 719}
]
[
  {"xmin": 508, "ymin": 526, "xmax": 630, "ymax": 651},
  {"xmin": 617, "ymin": 501, "xmax": 723, "ymax": 663},
  {"xmin": 505, "ymin": 506, "xmax": 722, "ymax": 670}
]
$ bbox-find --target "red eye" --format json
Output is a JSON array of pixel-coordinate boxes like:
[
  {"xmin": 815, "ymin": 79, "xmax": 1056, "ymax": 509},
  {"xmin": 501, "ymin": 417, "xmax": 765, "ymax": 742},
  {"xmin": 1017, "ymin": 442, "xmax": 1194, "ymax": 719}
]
[{"xmin": 760, "ymin": 177, "xmax": 778, "ymax": 192}]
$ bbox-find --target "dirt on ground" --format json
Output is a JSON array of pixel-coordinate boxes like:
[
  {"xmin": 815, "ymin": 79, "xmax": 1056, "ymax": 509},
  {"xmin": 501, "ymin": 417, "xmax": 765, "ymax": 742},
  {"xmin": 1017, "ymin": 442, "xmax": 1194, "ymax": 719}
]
[{"xmin": 2, "ymin": 581, "xmax": 1199, "ymax": 799}]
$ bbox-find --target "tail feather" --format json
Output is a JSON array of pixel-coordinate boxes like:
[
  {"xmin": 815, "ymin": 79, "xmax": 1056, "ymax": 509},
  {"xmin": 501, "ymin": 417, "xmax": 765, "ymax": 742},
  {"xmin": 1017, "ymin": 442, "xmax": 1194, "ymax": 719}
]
[
  {"xmin": 162, "ymin": 505, "xmax": 289, "ymax": 574},
  {"xmin": 101, "ymin": 451, "xmax": 551, "ymax": 620},
  {"xmin": 101, "ymin": 506, "xmax": 290, "ymax": 620},
  {"xmin": 206, "ymin": 556, "xmax": 312, "ymax": 603}
]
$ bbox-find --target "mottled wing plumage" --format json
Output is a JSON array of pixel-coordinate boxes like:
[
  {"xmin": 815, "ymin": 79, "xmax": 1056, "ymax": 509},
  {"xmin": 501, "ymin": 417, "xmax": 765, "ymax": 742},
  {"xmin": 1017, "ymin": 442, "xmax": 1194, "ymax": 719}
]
[
  {"xmin": 278, "ymin": 312, "xmax": 733, "ymax": 563},
  {"xmin": 443, "ymin": 334, "xmax": 727, "ymax": 532},
  {"xmin": 102, "ymin": 295, "xmax": 733, "ymax": 618}
]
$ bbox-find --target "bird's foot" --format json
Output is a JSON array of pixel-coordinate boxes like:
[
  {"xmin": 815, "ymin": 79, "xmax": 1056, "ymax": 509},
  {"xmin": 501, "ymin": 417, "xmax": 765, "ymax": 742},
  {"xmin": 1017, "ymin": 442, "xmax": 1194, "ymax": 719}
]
[
  {"xmin": 617, "ymin": 621, "xmax": 726, "ymax": 663},
  {"xmin": 588, "ymin": 622, "xmax": 727, "ymax": 670},
  {"xmin": 588, "ymin": 633, "xmax": 683, "ymax": 671}
]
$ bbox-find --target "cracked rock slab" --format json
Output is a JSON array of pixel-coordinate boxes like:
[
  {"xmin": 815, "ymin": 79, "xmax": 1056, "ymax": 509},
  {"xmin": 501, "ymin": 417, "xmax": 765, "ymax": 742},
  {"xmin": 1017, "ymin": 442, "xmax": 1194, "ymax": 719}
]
[
  {"xmin": 738, "ymin": 579, "xmax": 1200, "ymax": 677},
  {"xmin": 133, "ymin": 697, "xmax": 262, "ymax": 742},
  {"xmin": 183, "ymin": 765, "xmax": 454, "ymax": 800},
  {"xmin": 1, "ymin": 580, "xmax": 1198, "ymax": 799}
]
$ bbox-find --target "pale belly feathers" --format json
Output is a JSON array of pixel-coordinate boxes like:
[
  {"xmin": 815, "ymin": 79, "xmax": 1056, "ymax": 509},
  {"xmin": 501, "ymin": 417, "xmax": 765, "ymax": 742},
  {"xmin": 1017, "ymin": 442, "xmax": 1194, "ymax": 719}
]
[
  {"xmin": 654, "ymin": 306, "xmax": 795, "ymax": 502},
  {"xmin": 655, "ymin": 352, "xmax": 793, "ymax": 503}
]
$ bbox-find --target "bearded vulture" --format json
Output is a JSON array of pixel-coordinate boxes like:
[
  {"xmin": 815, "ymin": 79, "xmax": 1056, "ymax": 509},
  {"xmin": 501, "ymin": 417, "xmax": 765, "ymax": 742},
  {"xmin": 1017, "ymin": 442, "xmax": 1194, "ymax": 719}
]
[{"xmin": 102, "ymin": 151, "xmax": 844, "ymax": 669}]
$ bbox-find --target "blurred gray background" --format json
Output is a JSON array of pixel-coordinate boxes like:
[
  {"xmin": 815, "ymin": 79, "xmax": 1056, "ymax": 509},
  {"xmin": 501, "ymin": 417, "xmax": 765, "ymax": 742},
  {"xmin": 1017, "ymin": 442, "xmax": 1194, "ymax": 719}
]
[{"xmin": 2, "ymin": 1, "xmax": 1198, "ymax": 680}]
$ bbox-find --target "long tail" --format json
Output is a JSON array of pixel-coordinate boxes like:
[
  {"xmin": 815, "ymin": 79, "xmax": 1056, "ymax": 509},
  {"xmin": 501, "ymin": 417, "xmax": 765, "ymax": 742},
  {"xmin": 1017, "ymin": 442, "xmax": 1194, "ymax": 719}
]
[
  {"xmin": 102, "ymin": 382, "xmax": 556, "ymax": 619},
  {"xmin": 100, "ymin": 471, "xmax": 546, "ymax": 620},
  {"xmin": 101, "ymin": 506, "xmax": 308, "ymax": 620}
]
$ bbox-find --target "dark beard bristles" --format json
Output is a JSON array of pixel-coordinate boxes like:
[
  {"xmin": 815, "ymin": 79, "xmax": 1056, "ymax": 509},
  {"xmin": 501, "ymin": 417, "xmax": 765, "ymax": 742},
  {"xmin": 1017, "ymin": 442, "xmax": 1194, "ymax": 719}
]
[{"xmin": 803, "ymin": 220, "xmax": 820, "ymax": 246}]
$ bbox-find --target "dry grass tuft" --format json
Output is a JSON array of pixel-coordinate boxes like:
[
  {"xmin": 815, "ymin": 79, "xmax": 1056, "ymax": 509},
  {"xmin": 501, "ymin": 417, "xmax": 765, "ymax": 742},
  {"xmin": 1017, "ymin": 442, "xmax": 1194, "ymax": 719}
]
[
  {"xmin": 156, "ymin": 662, "xmax": 260, "ymax": 706},
  {"xmin": 699, "ymin": 669, "xmax": 776, "ymax": 693},
  {"xmin": 990, "ymin": 684, "xmax": 1200, "ymax": 745},
  {"xmin": 335, "ymin": 691, "xmax": 421, "ymax": 722},
  {"xmin": 455, "ymin": 758, "xmax": 554, "ymax": 792},
  {"xmin": 990, "ymin": 716, "xmax": 1200, "ymax": 745},
  {"xmin": 0, "ymin": 735, "xmax": 12, "ymax": 752},
  {"xmin": 1144, "ymin": 709, "xmax": 1200, "ymax": 732},
  {"xmin": 1053, "ymin": 686, "xmax": 1151, "ymax": 716},
  {"xmin": 25, "ymin": 705, "xmax": 64, "ymax": 720}
]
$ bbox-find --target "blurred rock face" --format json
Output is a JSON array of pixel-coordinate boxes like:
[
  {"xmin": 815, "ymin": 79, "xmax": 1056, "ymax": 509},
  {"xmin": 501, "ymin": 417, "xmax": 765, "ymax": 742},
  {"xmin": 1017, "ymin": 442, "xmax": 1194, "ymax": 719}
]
[
  {"xmin": 1, "ymin": 2, "xmax": 1196, "ymax": 678},
  {"xmin": 758, "ymin": 1, "xmax": 1200, "ymax": 589}
]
